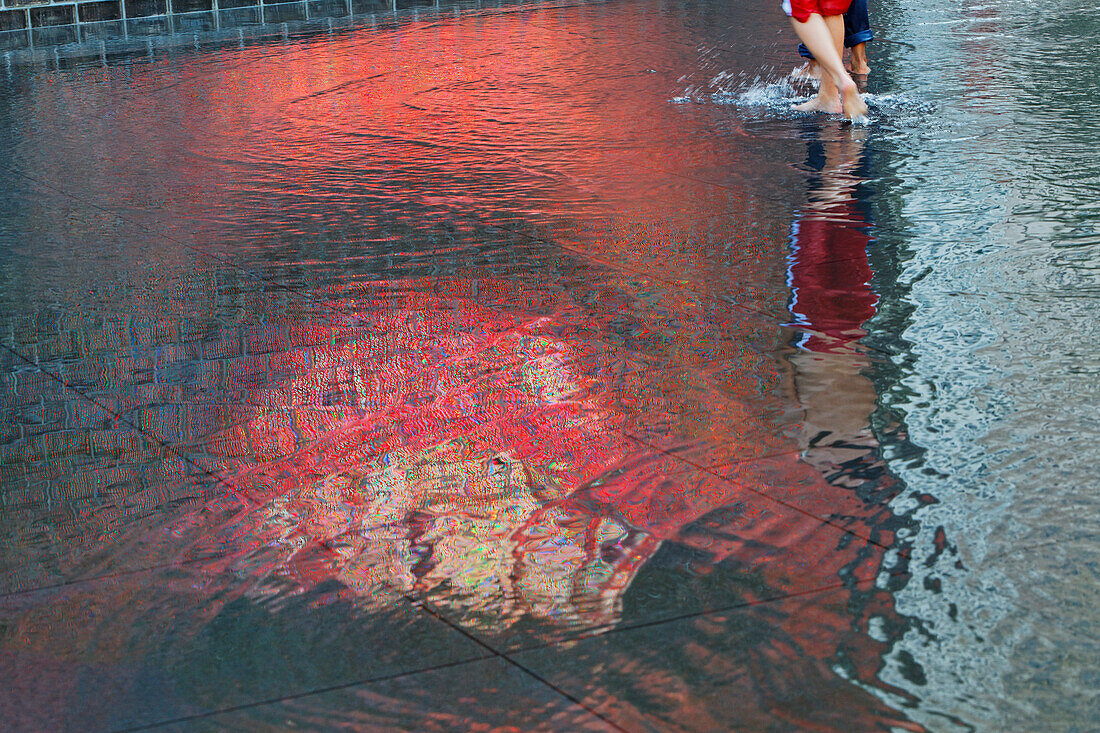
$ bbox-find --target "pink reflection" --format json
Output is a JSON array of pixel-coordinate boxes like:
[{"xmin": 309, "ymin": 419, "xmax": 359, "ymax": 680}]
[{"xmin": 204, "ymin": 283, "xmax": 656, "ymax": 626}]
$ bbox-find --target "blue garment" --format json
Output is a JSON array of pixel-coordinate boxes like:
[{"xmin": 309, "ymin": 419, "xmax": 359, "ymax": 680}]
[{"xmin": 798, "ymin": 0, "xmax": 873, "ymax": 58}]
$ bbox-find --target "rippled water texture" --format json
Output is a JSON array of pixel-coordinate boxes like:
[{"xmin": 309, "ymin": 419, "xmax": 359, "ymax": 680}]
[{"xmin": 1, "ymin": 0, "xmax": 1097, "ymax": 730}]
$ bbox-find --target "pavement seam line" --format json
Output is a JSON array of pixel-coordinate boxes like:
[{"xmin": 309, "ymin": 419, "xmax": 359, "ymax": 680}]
[
  {"xmin": 405, "ymin": 592, "xmax": 630, "ymax": 732},
  {"xmin": 112, "ymin": 654, "xmax": 498, "ymax": 733},
  {"xmin": 0, "ymin": 555, "xmax": 220, "ymax": 601}
]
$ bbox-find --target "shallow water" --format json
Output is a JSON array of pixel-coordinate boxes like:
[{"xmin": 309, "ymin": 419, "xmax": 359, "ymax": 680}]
[{"xmin": 0, "ymin": 0, "xmax": 1097, "ymax": 729}]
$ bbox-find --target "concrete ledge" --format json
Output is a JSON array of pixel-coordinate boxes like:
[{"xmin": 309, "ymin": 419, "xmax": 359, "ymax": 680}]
[{"xmin": 0, "ymin": 0, "xmax": 520, "ymax": 61}]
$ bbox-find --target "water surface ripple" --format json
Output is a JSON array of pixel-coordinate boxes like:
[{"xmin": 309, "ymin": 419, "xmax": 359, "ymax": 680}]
[{"xmin": 0, "ymin": 0, "xmax": 1096, "ymax": 730}]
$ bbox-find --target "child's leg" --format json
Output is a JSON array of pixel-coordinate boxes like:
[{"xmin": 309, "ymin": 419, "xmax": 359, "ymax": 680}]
[
  {"xmin": 791, "ymin": 13, "xmax": 867, "ymax": 118},
  {"xmin": 849, "ymin": 42, "xmax": 869, "ymax": 74},
  {"xmin": 843, "ymin": 0, "xmax": 872, "ymax": 74}
]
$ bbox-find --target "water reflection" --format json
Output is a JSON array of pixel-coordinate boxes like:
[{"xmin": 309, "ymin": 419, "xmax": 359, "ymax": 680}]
[
  {"xmin": 171, "ymin": 123, "xmax": 917, "ymax": 729},
  {"xmin": 181, "ymin": 275, "xmax": 786, "ymax": 633},
  {"xmin": 1, "ymin": 1, "xmax": 936, "ymax": 728},
  {"xmin": 200, "ymin": 285, "xmax": 649, "ymax": 627},
  {"xmin": 773, "ymin": 124, "xmax": 915, "ymax": 727},
  {"xmin": 787, "ymin": 127, "xmax": 882, "ymax": 490}
]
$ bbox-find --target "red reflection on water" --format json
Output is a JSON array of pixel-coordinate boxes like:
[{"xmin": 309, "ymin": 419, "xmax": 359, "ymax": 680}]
[
  {"xmin": 788, "ymin": 206, "xmax": 877, "ymax": 351},
  {"xmin": 4, "ymin": 7, "xmax": 919, "ymax": 727},
  {"xmin": 203, "ymin": 280, "xmax": 723, "ymax": 624}
]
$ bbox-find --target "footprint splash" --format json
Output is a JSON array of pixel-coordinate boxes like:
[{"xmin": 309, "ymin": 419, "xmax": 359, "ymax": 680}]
[{"xmin": 672, "ymin": 69, "xmax": 927, "ymax": 126}]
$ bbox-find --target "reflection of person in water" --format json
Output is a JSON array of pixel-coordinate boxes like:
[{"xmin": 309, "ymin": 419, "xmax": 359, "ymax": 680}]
[
  {"xmin": 786, "ymin": 126, "xmax": 881, "ymax": 486},
  {"xmin": 786, "ymin": 124, "xmax": 894, "ymax": 482},
  {"xmin": 772, "ymin": 124, "xmax": 922, "ymax": 727}
]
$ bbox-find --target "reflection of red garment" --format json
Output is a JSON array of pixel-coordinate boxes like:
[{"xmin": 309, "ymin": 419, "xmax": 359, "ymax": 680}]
[{"xmin": 787, "ymin": 200, "xmax": 877, "ymax": 352}]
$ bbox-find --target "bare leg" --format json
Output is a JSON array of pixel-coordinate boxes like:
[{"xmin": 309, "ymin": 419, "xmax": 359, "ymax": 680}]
[
  {"xmin": 849, "ymin": 41, "xmax": 870, "ymax": 74},
  {"xmin": 790, "ymin": 14, "xmax": 867, "ymax": 119}
]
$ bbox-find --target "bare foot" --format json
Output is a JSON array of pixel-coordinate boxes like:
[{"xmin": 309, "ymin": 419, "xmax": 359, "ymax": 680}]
[
  {"xmin": 792, "ymin": 61, "xmax": 821, "ymax": 80},
  {"xmin": 794, "ymin": 93, "xmax": 843, "ymax": 114},
  {"xmin": 839, "ymin": 79, "xmax": 868, "ymax": 120},
  {"xmin": 848, "ymin": 44, "xmax": 870, "ymax": 75}
]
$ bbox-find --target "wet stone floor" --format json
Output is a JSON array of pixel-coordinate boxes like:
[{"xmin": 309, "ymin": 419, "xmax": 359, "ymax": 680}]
[{"xmin": 1, "ymin": 0, "xmax": 1098, "ymax": 730}]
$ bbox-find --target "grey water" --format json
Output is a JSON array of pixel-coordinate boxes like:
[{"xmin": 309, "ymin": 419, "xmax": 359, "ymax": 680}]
[{"xmin": 0, "ymin": 0, "xmax": 1097, "ymax": 730}]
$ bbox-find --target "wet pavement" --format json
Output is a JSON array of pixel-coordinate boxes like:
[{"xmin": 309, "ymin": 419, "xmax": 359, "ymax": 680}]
[{"xmin": 1, "ymin": 0, "xmax": 1098, "ymax": 730}]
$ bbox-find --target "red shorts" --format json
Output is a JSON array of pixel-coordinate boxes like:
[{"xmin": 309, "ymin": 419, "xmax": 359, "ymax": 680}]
[{"xmin": 783, "ymin": 0, "xmax": 852, "ymax": 23}]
